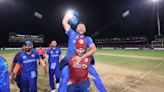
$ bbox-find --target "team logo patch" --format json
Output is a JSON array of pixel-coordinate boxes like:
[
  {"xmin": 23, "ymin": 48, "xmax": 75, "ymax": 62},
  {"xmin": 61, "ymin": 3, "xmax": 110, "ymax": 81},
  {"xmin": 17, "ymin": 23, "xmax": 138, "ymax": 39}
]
[
  {"xmin": 82, "ymin": 64, "xmax": 88, "ymax": 69},
  {"xmin": 23, "ymin": 56, "xmax": 26, "ymax": 59},
  {"xmin": 79, "ymin": 39, "xmax": 84, "ymax": 44},
  {"xmin": 31, "ymin": 54, "xmax": 35, "ymax": 57},
  {"xmin": 50, "ymin": 51, "xmax": 53, "ymax": 54}
]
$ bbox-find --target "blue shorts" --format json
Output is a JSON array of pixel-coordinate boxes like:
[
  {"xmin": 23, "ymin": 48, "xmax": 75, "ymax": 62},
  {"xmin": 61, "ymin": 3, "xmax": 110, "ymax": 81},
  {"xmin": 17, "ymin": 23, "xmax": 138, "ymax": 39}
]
[{"xmin": 67, "ymin": 80, "xmax": 90, "ymax": 92}]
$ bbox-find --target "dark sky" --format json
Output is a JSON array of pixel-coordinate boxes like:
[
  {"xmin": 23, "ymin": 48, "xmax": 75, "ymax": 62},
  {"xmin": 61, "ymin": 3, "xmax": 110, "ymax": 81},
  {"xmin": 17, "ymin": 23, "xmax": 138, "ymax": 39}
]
[{"xmin": 0, "ymin": 0, "xmax": 164, "ymax": 46}]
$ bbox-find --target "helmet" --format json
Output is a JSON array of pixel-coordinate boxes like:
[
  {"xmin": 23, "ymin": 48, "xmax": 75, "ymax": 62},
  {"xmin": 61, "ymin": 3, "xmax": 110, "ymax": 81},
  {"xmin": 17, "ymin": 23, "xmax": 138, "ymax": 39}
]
[
  {"xmin": 69, "ymin": 10, "xmax": 79, "ymax": 25},
  {"xmin": 75, "ymin": 37, "xmax": 86, "ymax": 49},
  {"xmin": 24, "ymin": 41, "xmax": 33, "ymax": 46}
]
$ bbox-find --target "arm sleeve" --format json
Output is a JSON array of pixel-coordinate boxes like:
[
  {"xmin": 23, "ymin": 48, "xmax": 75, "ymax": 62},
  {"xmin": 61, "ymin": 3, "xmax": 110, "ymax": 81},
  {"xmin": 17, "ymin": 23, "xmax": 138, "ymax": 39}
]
[
  {"xmin": 88, "ymin": 65, "xmax": 107, "ymax": 92},
  {"xmin": 17, "ymin": 54, "xmax": 22, "ymax": 64},
  {"xmin": 86, "ymin": 37, "xmax": 94, "ymax": 48},
  {"xmin": 35, "ymin": 52, "xmax": 41, "ymax": 59},
  {"xmin": 65, "ymin": 27, "xmax": 76, "ymax": 37},
  {"xmin": 13, "ymin": 53, "xmax": 19, "ymax": 63}
]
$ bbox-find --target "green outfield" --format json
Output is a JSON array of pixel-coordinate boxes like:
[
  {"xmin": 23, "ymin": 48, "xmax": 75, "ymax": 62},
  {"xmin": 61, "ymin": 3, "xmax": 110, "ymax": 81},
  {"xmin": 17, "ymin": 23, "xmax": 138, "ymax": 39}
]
[{"xmin": 0, "ymin": 49, "xmax": 164, "ymax": 92}]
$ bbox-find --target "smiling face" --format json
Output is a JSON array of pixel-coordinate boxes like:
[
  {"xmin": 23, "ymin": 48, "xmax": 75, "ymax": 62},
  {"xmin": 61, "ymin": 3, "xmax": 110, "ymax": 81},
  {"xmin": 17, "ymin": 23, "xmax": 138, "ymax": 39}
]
[
  {"xmin": 50, "ymin": 40, "xmax": 57, "ymax": 48},
  {"xmin": 76, "ymin": 47, "xmax": 86, "ymax": 57},
  {"xmin": 76, "ymin": 23, "xmax": 86, "ymax": 35}
]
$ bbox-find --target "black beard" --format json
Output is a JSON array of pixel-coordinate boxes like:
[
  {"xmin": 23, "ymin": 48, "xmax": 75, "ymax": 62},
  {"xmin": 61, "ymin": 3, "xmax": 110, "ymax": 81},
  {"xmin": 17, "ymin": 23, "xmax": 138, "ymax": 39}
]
[{"xmin": 26, "ymin": 49, "xmax": 32, "ymax": 52}]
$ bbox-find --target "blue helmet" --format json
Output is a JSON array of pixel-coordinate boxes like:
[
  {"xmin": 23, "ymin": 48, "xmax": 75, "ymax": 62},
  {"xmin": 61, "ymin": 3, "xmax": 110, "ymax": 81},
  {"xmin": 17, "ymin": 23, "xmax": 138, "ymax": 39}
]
[
  {"xmin": 69, "ymin": 10, "xmax": 79, "ymax": 25},
  {"xmin": 24, "ymin": 41, "xmax": 33, "ymax": 46}
]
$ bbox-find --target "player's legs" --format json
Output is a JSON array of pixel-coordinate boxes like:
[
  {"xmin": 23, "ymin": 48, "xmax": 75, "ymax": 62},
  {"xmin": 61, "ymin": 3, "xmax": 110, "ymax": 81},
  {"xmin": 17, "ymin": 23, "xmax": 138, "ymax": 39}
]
[
  {"xmin": 58, "ymin": 65, "xmax": 70, "ymax": 92},
  {"xmin": 15, "ymin": 75, "xmax": 21, "ymax": 92},
  {"xmin": 59, "ymin": 57, "xmax": 69, "ymax": 70},
  {"xmin": 21, "ymin": 78, "xmax": 29, "ymax": 92},
  {"xmin": 67, "ymin": 84, "xmax": 78, "ymax": 92},
  {"xmin": 49, "ymin": 67, "xmax": 55, "ymax": 90},
  {"xmin": 55, "ymin": 62, "xmax": 60, "ymax": 86},
  {"xmin": 29, "ymin": 71, "xmax": 37, "ymax": 92},
  {"xmin": 79, "ymin": 80, "xmax": 90, "ymax": 92},
  {"xmin": 90, "ymin": 55, "xmax": 95, "ymax": 65},
  {"xmin": 88, "ymin": 65, "xmax": 107, "ymax": 92}
]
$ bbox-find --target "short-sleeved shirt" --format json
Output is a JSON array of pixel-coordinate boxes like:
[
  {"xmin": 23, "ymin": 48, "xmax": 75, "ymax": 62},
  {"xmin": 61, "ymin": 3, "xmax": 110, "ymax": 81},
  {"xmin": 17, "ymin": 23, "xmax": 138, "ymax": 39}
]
[
  {"xmin": 37, "ymin": 48, "xmax": 45, "ymax": 55},
  {"xmin": 65, "ymin": 28, "xmax": 93, "ymax": 58},
  {"xmin": 17, "ymin": 49, "xmax": 41, "ymax": 73},
  {"xmin": 69, "ymin": 54, "xmax": 91, "ymax": 84},
  {"xmin": 46, "ymin": 48, "xmax": 62, "ymax": 64}
]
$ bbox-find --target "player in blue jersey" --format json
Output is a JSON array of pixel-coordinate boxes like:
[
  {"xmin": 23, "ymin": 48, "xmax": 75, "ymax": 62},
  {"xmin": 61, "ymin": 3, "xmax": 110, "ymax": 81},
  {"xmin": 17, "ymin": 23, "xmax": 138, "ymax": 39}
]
[
  {"xmin": 0, "ymin": 56, "xmax": 10, "ymax": 92},
  {"xmin": 58, "ymin": 11, "xmax": 107, "ymax": 92},
  {"xmin": 46, "ymin": 40, "xmax": 62, "ymax": 92},
  {"xmin": 12, "ymin": 41, "xmax": 46, "ymax": 92},
  {"xmin": 10, "ymin": 44, "xmax": 25, "ymax": 92}
]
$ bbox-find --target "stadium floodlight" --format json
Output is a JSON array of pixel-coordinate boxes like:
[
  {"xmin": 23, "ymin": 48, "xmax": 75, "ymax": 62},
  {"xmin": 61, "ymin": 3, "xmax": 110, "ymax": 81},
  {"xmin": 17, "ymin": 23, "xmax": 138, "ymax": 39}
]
[
  {"xmin": 151, "ymin": 0, "xmax": 159, "ymax": 2},
  {"xmin": 66, "ymin": 10, "xmax": 74, "ymax": 19}
]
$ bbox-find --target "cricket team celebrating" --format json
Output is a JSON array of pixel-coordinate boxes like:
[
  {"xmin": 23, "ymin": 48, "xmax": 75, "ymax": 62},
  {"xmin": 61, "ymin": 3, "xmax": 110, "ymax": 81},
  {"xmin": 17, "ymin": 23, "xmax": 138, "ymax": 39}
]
[{"xmin": 0, "ymin": 10, "xmax": 107, "ymax": 92}]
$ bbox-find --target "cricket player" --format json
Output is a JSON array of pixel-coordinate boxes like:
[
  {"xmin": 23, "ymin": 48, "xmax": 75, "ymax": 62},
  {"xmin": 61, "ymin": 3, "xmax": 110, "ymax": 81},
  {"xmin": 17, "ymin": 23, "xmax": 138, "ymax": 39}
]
[
  {"xmin": 37, "ymin": 47, "xmax": 45, "ymax": 65},
  {"xmin": 58, "ymin": 11, "xmax": 107, "ymax": 92},
  {"xmin": 0, "ymin": 56, "xmax": 10, "ymax": 92},
  {"xmin": 12, "ymin": 41, "xmax": 46, "ymax": 92},
  {"xmin": 10, "ymin": 44, "xmax": 25, "ymax": 92},
  {"xmin": 67, "ymin": 37, "xmax": 95, "ymax": 92},
  {"xmin": 46, "ymin": 40, "xmax": 62, "ymax": 92}
]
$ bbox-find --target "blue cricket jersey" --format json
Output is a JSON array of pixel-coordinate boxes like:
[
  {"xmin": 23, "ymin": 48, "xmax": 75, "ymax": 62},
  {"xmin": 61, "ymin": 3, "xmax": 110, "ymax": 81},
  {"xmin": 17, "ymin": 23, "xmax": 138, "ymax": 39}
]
[
  {"xmin": 0, "ymin": 56, "xmax": 10, "ymax": 91},
  {"xmin": 65, "ymin": 28, "xmax": 93, "ymax": 58},
  {"xmin": 46, "ymin": 48, "xmax": 62, "ymax": 64},
  {"xmin": 17, "ymin": 49, "xmax": 41, "ymax": 74}
]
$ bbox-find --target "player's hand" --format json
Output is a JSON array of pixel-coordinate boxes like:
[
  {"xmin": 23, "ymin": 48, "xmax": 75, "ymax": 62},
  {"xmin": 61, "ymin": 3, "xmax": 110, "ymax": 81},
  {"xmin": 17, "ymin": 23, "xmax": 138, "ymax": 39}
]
[
  {"xmin": 87, "ymin": 73, "xmax": 95, "ymax": 80},
  {"xmin": 10, "ymin": 77, "xmax": 15, "ymax": 84},
  {"xmin": 67, "ymin": 79, "xmax": 72, "ymax": 85},
  {"xmin": 73, "ymin": 56, "xmax": 83, "ymax": 64}
]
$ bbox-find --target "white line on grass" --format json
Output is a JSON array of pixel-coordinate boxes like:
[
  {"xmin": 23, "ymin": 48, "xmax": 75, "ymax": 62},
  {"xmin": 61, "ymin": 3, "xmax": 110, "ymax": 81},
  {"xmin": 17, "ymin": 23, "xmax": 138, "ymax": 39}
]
[{"xmin": 121, "ymin": 60, "xmax": 164, "ymax": 92}]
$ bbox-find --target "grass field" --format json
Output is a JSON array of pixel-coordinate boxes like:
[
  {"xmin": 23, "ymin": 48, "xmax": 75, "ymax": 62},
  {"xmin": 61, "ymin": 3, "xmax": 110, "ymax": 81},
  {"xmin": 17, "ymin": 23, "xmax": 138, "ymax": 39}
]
[{"xmin": 0, "ymin": 49, "xmax": 164, "ymax": 92}]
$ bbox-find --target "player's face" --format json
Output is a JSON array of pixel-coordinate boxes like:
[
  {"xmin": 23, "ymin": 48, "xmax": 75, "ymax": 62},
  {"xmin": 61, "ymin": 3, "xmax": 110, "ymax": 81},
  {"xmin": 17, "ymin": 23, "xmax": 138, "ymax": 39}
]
[
  {"xmin": 76, "ymin": 48, "xmax": 86, "ymax": 57},
  {"xmin": 51, "ymin": 41, "xmax": 57, "ymax": 47},
  {"xmin": 76, "ymin": 24, "xmax": 86, "ymax": 35},
  {"xmin": 25, "ymin": 45, "xmax": 33, "ymax": 52}
]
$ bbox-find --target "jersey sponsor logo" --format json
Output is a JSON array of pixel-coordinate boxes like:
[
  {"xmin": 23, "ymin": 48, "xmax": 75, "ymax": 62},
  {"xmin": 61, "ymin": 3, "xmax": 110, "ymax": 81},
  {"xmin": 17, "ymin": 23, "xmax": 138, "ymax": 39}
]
[
  {"xmin": 23, "ymin": 59, "xmax": 36, "ymax": 64},
  {"xmin": 50, "ymin": 54, "xmax": 59, "ymax": 57},
  {"xmin": 72, "ymin": 61, "xmax": 88, "ymax": 69}
]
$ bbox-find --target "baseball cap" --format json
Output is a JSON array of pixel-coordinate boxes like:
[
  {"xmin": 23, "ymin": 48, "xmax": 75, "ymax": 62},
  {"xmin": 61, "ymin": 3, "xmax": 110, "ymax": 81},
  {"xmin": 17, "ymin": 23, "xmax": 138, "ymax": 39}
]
[
  {"xmin": 75, "ymin": 37, "xmax": 86, "ymax": 49},
  {"xmin": 24, "ymin": 41, "xmax": 33, "ymax": 46}
]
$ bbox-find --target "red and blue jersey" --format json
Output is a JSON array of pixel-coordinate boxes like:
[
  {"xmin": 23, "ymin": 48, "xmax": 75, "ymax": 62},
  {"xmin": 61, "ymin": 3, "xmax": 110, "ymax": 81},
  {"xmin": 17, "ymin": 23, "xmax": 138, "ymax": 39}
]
[
  {"xmin": 65, "ymin": 28, "xmax": 93, "ymax": 58},
  {"xmin": 17, "ymin": 49, "xmax": 41, "ymax": 73},
  {"xmin": 46, "ymin": 48, "xmax": 62, "ymax": 64},
  {"xmin": 68, "ymin": 55, "xmax": 91, "ymax": 84}
]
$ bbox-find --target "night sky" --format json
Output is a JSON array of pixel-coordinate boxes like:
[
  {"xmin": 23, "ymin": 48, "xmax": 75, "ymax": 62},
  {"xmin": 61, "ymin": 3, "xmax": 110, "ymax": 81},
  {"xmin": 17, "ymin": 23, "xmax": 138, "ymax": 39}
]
[{"xmin": 0, "ymin": 0, "xmax": 164, "ymax": 47}]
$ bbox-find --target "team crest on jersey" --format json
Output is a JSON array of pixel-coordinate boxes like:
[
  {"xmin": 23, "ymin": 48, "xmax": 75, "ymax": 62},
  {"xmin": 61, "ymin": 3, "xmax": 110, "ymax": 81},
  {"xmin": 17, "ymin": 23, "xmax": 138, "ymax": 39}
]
[
  {"xmin": 56, "ymin": 51, "xmax": 58, "ymax": 53},
  {"xmin": 50, "ymin": 51, "xmax": 53, "ymax": 54},
  {"xmin": 31, "ymin": 54, "xmax": 35, "ymax": 57},
  {"xmin": 23, "ymin": 56, "xmax": 26, "ymax": 59}
]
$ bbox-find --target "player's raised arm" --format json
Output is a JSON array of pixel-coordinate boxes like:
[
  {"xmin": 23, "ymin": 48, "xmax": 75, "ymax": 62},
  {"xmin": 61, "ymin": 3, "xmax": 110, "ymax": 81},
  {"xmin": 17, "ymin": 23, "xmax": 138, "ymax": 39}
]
[
  {"xmin": 82, "ymin": 43, "xmax": 96, "ymax": 59},
  {"xmin": 62, "ymin": 10, "xmax": 72, "ymax": 32}
]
